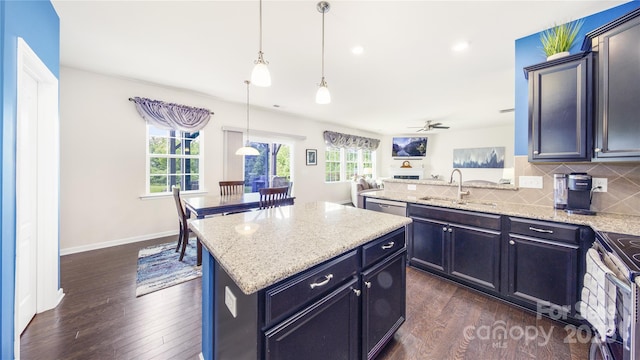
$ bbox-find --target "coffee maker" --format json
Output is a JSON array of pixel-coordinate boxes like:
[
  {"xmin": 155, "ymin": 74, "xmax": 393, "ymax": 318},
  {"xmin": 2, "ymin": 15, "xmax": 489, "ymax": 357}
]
[{"xmin": 566, "ymin": 173, "xmax": 595, "ymax": 215}]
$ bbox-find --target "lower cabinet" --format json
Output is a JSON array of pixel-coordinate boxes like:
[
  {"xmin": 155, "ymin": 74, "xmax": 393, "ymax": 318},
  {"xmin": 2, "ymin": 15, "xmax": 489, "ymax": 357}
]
[
  {"xmin": 362, "ymin": 252, "xmax": 406, "ymax": 360},
  {"xmin": 407, "ymin": 204, "xmax": 592, "ymax": 321},
  {"xmin": 506, "ymin": 217, "xmax": 584, "ymax": 318},
  {"xmin": 408, "ymin": 204, "xmax": 501, "ymax": 293},
  {"xmin": 264, "ymin": 278, "xmax": 360, "ymax": 360}
]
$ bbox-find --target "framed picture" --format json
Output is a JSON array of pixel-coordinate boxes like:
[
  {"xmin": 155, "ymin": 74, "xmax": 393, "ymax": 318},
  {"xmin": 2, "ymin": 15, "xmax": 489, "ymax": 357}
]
[{"xmin": 306, "ymin": 149, "xmax": 317, "ymax": 166}]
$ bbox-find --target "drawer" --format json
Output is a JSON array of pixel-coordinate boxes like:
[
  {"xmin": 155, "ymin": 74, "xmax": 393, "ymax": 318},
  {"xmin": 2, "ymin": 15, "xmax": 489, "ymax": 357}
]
[
  {"xmin": 264, "ymin": 250, "xmax": 359, "ymax": 326},
  {"xmin": 408, "ymin": 204, "xmax": 501, "ymax": 231},
  {"xmin": 508, "ymin": 217, "xmax": 580, "ymax": 244},
  {"xmin": 362, "ymin": 228, "xmax": 406, "ymax": 268}
]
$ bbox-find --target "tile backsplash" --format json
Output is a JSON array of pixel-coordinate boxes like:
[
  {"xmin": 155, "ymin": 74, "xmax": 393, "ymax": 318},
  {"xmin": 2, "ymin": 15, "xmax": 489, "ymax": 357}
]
[{"xmin": 514, "ymin": 156, "xmax": 640, "ymax": 216}]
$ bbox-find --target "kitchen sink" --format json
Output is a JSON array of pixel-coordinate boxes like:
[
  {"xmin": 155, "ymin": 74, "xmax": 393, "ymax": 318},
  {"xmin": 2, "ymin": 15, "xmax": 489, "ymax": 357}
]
[{"xmin": 419, "ymin": 196, "xmax": 498, "ymax": 208}]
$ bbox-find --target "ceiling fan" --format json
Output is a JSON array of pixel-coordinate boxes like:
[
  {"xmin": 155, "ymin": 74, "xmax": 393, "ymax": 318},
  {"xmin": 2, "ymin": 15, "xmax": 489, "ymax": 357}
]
[{"xmin": 408, "ymin": 120, "xmax": 450, "ymax": 132}]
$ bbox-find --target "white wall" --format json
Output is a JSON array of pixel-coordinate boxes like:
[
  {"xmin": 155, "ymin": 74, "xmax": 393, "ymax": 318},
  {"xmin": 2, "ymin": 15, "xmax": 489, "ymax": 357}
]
[
  {"xmin": 59, "ymin": 67, "xmax": 381, "ymax": 253},
  {"xmin": 380, "ymin": 123, "xmax": 515, "ymax": 183}
]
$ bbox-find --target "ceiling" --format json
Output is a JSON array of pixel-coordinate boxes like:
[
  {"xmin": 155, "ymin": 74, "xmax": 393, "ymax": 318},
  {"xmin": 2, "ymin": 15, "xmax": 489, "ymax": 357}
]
[{"xmin": 51, "ymin": 0, "xmax": 626, "ymax": 135}]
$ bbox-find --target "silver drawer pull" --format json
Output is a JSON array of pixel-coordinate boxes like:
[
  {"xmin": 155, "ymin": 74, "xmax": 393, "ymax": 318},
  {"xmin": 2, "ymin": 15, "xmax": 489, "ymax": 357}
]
[
  {"xmin": 381, "ymin": 241, "xmax": 395, "ymax": 250},
  {"xmin": 352, "ymin": 288, "xmax": 361, "ymax": 296},
  {"xmin": 379, "ymin": 204, "xmax": 390, "ymax": 208},
  {"xmin": 310, "ymin": 274, "xmax": 333, "ymax": 289},
  {"xmin": 529, "ymin": 226, "xmax": 553, "ymax": 234}
]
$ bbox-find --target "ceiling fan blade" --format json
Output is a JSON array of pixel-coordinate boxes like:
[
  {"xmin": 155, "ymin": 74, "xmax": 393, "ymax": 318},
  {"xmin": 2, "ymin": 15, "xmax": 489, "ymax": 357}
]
[{"xmin": 432, "ymin": 125, "xmax": 450, "ymax": 129}]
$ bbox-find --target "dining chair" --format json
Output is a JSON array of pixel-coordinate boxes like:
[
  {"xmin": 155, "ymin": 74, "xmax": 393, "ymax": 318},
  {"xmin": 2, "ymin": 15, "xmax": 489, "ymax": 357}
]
[
  {"xmin": 259, "ymin": 186, "xmax": 291, "ymax": 209},
  {"xmin": 172, "ymin": 185, "xmax": 202, "ymax": 265},
  {"xmin": 219, "ymin": 180, "xmax": 245, "ymax": 195}
]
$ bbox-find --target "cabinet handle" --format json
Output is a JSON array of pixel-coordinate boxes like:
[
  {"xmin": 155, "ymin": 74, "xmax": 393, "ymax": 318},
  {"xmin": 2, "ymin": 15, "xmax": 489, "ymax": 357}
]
[
  {"xmin": 309, "ymin": 274, "xmax": 333, "ymax": 289},
  {"xmin": 595, "ymin": 148, "xmax": 601, "ymax": 153},
  {"xmin": 528, "ymin": 226, "xmax": 553, "ymax": 234},
  {"xmin": 442, "ymin": 226, "xmax": 447, "ymax": 232},
  {"xmin": 365, "ymin": 281, "xmax": 372, "ymax": 288},
  {"xmin": 352, "ymin": 288, "xmax": 361, "ymax": 296},
  {"xmin": 448, "ymin": 228, "xmax": 453, "ymax": 233},
  {"xmin": 533, "ymin": 150, "xmax": 539, "ymax": 155},
  {"xmin": 381, "ymin": 241, "xmax": 395, "ymax": 250},
  {"xmin": 509, "ymin": 240, "xmax": 515, "ymax": 245}
]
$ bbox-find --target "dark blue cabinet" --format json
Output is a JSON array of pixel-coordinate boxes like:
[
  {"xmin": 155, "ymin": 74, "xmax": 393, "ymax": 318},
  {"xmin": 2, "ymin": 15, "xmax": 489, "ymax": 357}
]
[{"xmin": 524, "ymin": 52, "xmax": 593, "ymax": 162}]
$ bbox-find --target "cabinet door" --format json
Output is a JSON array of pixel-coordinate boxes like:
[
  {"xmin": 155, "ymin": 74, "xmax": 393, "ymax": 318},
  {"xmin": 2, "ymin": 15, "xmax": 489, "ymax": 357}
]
[
  {"xmin": 362, "ymin": 252, "xmax": 406, "ymax": 360},
  {"xmin": 594, "ymin": 14, "xmax": 640, "ymax": 161},
  {"xmin": 264, "ymin": 278, "xmax": 359, "ymax": 360},
  {"xmin": 449, "ymin": 224, "xmax": 501, "ymax": 293},
  {"xmin": 528, "ymin": 54, "xmax": 591, "ymax": 162},
  {"xmin": 409, "ymin": 218, "xmax": 447, "ymax": 274},
  {"xmin": 507, "ymin": 234, "xmax": 579, "ymax": 317}
]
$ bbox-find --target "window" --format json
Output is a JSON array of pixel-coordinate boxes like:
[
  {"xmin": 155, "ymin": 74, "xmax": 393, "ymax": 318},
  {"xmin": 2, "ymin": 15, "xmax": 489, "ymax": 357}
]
[
  {"xmin": 325, "ymin": 147, "xmax": 376, "ymax": 183},
  {"xmin": 147, "ymin": 125, "xmax": 202, "ymax": 193},
  {"xmin": 325, "ymin": 147, "xmax": 341, "ymax": 182}
]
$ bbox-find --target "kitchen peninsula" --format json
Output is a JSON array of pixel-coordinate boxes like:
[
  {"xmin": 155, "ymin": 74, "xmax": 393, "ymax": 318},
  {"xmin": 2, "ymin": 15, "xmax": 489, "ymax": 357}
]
[{"xmin": 189, "ymin": 201, "xmax": 412, "ymax": 360}]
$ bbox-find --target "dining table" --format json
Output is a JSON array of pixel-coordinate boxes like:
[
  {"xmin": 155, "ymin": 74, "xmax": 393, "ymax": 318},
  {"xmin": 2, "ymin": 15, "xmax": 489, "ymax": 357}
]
[{"xmin": 184, "ymin": 192, "xmax": 294, "ymax": 219}]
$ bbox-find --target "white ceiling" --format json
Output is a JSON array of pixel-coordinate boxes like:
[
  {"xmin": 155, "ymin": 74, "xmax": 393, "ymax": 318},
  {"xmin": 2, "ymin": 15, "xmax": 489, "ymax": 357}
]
[{"xmin": 52, "ymin": 0, "xmax": 626, "ymax": 135}]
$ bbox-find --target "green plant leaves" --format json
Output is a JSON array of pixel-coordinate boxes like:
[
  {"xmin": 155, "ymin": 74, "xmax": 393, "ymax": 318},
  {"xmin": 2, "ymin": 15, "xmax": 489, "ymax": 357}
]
[{"xmin": 540, "ymin": 19, "xmax": 584, "ymax": 57}]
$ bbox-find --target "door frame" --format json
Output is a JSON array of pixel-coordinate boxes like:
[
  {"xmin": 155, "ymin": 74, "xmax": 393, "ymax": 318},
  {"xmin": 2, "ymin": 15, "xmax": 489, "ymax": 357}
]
[{"xmin": 14, "ymin": 37, "xmax": 64, "ymax": 356}]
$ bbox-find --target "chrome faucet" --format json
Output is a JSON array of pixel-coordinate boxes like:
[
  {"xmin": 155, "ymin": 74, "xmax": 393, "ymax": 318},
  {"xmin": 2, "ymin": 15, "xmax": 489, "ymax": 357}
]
[{"xmin": 449, "ymin": 168, "xmax": 470, "ymax": 200}]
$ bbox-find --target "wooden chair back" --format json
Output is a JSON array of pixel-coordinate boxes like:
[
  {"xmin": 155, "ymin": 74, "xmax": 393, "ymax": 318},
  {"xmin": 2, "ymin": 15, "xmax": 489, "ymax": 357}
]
[
  {"xmin": 219, "ymin": 180, "xmax": 245, "ymax": 195},
  {"xmin": 172, "ymin": 186, "xmax": 187, "ymax": 227},
  {"xmin": 259, "ymin": 186, "xmax": 291, "ymax": 209}
]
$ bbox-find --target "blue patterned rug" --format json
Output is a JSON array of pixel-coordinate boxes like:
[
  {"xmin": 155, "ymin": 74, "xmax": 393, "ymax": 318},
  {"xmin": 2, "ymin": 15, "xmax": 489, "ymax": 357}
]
[{"xmin": 135, "ymin": 240, "xmax": 202, "ymax": 297}]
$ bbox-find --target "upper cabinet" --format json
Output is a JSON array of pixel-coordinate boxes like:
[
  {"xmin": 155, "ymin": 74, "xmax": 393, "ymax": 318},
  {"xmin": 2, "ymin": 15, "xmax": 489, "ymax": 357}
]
[
  {"xmin": 583, "ymin": 8, "xmax": 640, "ymax": 161},
  {"xmin": 524, "ymin": 53, "xmax": 593, "ymax": 162}
]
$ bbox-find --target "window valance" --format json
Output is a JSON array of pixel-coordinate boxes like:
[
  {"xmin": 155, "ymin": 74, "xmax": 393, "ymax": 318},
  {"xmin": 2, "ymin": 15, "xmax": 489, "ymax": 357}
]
[
  {"xmin": 129, "ymin": 97, "xmax": 213, "ymax": 132},
  {"xmin": 323, "ymin": 130, "xmax": 380, "ymax": 150}
]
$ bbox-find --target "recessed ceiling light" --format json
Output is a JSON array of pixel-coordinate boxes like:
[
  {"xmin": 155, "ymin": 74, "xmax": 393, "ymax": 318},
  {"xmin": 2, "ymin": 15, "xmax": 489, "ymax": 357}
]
[
  {"xmin": 452, "ymin": 41, "xmax": 470, "ymax": 52},
  {"xmin": 351, "ymin": 45, "xmax": 364, "ymax": 55}
]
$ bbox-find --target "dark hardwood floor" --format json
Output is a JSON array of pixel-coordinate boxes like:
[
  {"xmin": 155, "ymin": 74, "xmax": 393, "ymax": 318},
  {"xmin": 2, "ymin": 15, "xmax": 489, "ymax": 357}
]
[{"xmin": 21, "ymin": 238, "xmax": 590, "ymax": 359}]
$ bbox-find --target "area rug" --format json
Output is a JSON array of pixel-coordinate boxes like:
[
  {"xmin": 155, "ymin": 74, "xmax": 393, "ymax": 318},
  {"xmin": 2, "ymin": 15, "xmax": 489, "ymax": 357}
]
[{"xmin": 135, "ymin": 240, "xmax": 202, "ymax": 297}]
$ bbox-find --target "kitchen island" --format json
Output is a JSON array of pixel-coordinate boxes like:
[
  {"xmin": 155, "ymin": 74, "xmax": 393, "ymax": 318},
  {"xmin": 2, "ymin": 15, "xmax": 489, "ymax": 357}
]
[{"xmin": 189, "ymin": 201, "xmax": 412, "ymax": 360}]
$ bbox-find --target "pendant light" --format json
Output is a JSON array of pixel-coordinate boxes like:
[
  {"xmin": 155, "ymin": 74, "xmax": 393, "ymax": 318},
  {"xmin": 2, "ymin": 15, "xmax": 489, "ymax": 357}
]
[
  {"xmin": 251, "ymin": 0, "xmax": 271, "ymax": 87},
  {"xmin": 236, "ymin": 80, "xmax": 260, "ymax": 156},
  {"xmin": 316, "ymin": 1, "xmax": 331, "ymax": 104}
]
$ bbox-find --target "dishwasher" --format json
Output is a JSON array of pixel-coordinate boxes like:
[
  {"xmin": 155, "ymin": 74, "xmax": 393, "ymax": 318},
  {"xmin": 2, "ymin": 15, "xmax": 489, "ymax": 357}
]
[{"xmin": 364, "ymin": 198, "xmax": 407, "ymax": 217}]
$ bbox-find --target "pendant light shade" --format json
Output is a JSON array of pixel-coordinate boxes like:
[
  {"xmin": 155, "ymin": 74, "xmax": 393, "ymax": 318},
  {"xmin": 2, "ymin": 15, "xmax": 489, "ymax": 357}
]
[
  {"xmin": 316, "ymin": 1, "xmax": 331, "ymax": 104},
  {"xmin": 251, "ymin": 52, "xmax": 271, "ymax": 87},
  {"xmin": 251, "ymin": 0, "xmax": 271, "ymax": 87},
  {"xmin": 236, "ymin": 80, "xmax": 260, "ymax": 156},
  {"xmin": 315, "ymin": 78, "xmax": 331, "ymax": 104}
]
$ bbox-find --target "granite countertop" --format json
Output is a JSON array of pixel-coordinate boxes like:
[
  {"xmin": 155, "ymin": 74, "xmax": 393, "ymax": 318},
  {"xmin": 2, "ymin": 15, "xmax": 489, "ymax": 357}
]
[
  {"xmin": 188, "ymin": 201, "xmax": 412, "ymax": 295},
  {"xmin": 363, "ymin": 190, "xmax": 640, "ymax": 236}
]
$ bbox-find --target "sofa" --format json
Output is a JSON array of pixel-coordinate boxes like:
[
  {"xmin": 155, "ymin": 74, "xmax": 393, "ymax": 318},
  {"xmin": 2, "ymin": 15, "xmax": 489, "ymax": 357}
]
[{"xmin": 351, "ymin": 177, "xmax": 381, "ymax": 208}]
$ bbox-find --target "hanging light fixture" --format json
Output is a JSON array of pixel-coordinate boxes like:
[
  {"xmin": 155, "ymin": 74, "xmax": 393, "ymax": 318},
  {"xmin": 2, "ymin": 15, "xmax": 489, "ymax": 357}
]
[
  {"xmin": 236, "ymin": 80, "xmax": 260, "ymax": 156},
  {"xmin": 316, "ymin": 1, "xmax": 331, "ymax": 104},
  {"xmin": 251, "ymin": 0, "xmax": 271, "ymax": 87}
]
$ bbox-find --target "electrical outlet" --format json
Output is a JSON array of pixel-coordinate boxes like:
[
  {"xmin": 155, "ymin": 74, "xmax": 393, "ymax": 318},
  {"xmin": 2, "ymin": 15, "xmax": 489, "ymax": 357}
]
[
  {"xmin": 592, "ymin": 177, "xmax": 608, "ymax": 192},
  {"xmin": 518, "ymin": 176, "xmax": 543, "ymax": 189},
  {"xmin": 225, "ymin": 286, "xmax": 237, "ymax": 318},
  {"xmin": 407, "ymin": 184, "xmax": 417, "ymax": 191}
]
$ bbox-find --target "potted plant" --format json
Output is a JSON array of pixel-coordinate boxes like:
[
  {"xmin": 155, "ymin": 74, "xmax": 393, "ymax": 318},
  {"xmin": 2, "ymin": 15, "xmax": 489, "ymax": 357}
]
[{"xmin": 540, "ymin": 19, "xmax": 584, "ymax": 60}]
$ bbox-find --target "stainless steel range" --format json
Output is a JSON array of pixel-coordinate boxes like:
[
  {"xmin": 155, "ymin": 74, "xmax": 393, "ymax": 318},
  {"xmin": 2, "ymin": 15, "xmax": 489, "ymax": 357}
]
[{"xmin": 593, "ymin": 231, "xmax": 640, "ymax": 360}]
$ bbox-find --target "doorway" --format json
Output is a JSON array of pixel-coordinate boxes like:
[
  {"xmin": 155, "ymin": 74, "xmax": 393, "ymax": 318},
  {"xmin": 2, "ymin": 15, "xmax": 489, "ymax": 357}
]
[
  {"xmin": 243, "ymin": 141, "xmax": 292, "ymax": 193},
  {"xmin": 15, "ymin": 37, "xmax": 63, "ymax": 356}
]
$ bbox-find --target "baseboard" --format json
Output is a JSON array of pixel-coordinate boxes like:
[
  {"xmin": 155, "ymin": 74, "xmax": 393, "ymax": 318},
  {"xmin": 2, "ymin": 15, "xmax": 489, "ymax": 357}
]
[{"xmin": 60, "ymin": 230, "xmax": 178, "ymax": 255}]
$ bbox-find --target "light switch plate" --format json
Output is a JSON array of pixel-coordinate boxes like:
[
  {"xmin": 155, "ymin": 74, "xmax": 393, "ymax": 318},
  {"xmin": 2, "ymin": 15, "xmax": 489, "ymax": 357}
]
[
  {"xmin": 592, "ymin": 178, "xmax": 608, "ymax": 192},
  {"xmin": 519, "ymin": 176, "xmax": 543, "ymax": 189},
  {"xmin": 225, "ymin": 286, "xmax": 237, "ymax": 318}
]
